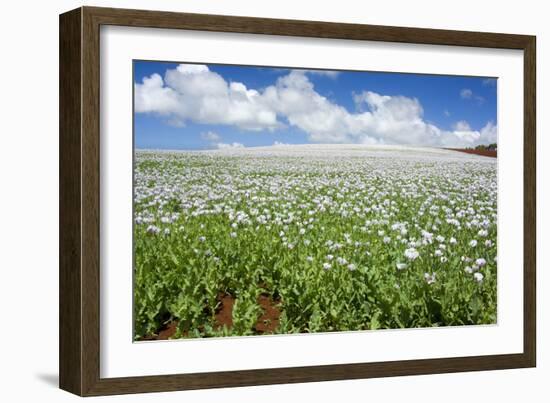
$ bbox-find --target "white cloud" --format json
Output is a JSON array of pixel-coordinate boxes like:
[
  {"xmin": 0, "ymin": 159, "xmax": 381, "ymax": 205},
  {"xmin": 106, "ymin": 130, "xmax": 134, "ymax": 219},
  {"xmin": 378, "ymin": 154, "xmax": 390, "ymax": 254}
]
[
  {"xmin": 200, "ymin": 131, "xmax": 221, "ymax": 142},
  {"xmin": 299, "ymin": 69, "xmax": 340, "ymax": 78},
  {"xmin": 445, "ymin": 120, "xmax": 498, "ymax": 146},
  {"xmin": 135, "ymin": 64, "xmax": 280, "ymax": 131},
  {"xmin": 263, "ymin": 71, "xmax": 490, "ymax": 147},
  {"xmin": 453, "ymin": 120, "xmax": 471, "ymax": 131},
  {"xmin": 216, "ymin": 142, "xmax": 244, "ymax": 149},
  {"xmin": 460, "ymin": 88, "xmax": 473, "ymax": 99},
  {"xmin": 444, "ymin": 109, "xmax": 451, "ymax": 117},
  {"xmin": 460, "ymin": 88, "xmax": 485, "ymax": 104},
  {"xmin": 200, "ymin": 130, "xmax": 246, "ymax": 150},
  {"xmin": 451, "ymin": 129, "xmax": 480, "ymax": 144},
  {"xmin": 479, "ymin": 121, "xmax": 498, "ymax": 144},
  {"xmin": 475, "ymin": 95, "xmax": 485, "ymax": 104},
  {"xmin": 482, "ymin": 78, "xmax": 497, "ymax": 86},
  {"xmin": 135, "ymin": 65, "xmax": 496, "ymax": 148},
  {"xmin": 134, "ymin": 73, "xmax": 181, "ymax": 115},
  {"xmin": 175, "ymin": 64, "xmax": 210, "ymax": 75}
]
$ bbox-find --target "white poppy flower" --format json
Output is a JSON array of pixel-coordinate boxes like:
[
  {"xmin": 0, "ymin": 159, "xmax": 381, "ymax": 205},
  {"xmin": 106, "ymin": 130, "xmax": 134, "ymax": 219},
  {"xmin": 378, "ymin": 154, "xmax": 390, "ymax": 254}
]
[
  {"xmin": 404, "ymin": 248, "xmax": 419, "ymax": 261},
  {"xmin": 474, "ymin": 272, "xmax": 484, "ymax": 283},
  {"xmin": 146, "ymin": 225, "xmax": 160, "ymax": 235},
  {"xmin": 424, "ymin": 272, "xmax": 436, "ymax": 285},
  {"xmin": 475, "ymin": 258, "xmax": 487, "ymax": 267}
]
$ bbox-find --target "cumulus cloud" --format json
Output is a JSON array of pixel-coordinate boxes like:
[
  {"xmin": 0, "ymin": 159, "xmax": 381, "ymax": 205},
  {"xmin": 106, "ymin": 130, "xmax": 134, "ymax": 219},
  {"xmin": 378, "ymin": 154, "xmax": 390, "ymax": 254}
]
[
  {"xmin": 451, "ymin": 121, "xmax": 480, "ymax": 144},
  {"xmin": 446, "ymin": 120, "xmax": 497, "ymax": 146},
  {"xmin": 200, "ymin": 131, "xmax": 221, "ymax": 142},
  {"xmin": 135, "ymin": 64, "xmax": 280, "ymax": 131},
  {"xmin": 273, "ymin": 141, "xmax": 291, "ymax": 146},
  {"xmin": 200, "ymin": 131, "xmax": 245, "ymax": 150},
  {"xmin": 135, "ymin": 64, "xmax": 496, "ymax": 148},
  {"xmin": 453, "ymin": 120, "xmax": 471, "ymax": 131},
  {"xmin": 460, "ymin": 88, "xmax": 473, "ymax": 99},
  {"xmin": 479, "ymin": 121, "xmax": 498, "ymax": 144},
  {"xmin": 216, "ymin": 142, "xmax": 244, "ymax": 149},
  {"xmin": 134, "ymin": 73, "xmax": 181, "ymax": 115},
  {"xmin": 460, "ymin": 88, "xmax": 485, "ymax": 104}
]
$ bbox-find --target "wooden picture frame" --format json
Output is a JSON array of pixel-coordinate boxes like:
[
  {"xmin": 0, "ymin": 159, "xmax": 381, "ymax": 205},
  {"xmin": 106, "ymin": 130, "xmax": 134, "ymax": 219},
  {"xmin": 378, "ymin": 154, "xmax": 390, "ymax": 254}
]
[{"xmin": 59, "ymin": 6, "xmax": 536, "ymax": 396}]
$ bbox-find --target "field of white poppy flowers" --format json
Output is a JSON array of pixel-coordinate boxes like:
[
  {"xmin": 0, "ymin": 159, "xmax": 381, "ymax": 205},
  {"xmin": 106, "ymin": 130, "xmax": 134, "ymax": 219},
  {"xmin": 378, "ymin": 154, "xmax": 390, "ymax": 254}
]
[{"xmin": 133, "ymin": 144, "xmax": 497, "ymax": 340}]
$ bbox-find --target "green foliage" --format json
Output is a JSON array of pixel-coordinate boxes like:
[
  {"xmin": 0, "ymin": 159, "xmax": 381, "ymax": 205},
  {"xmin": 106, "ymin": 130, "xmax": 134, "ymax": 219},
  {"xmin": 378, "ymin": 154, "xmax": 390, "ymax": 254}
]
[
  {"xmin": 133, "ymin": 150, "xmax": 497, "ymax": 339},
  {"xmin": 469, "ymin": 143, "xmax": 497, "ymax": 151}
]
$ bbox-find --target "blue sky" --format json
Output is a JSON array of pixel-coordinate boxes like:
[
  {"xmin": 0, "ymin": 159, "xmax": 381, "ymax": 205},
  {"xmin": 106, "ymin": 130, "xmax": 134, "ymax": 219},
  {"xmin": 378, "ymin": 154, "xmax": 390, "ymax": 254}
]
[{"xmin": 134, "ymin": 60, "xmax": 497, "ymax": 150}]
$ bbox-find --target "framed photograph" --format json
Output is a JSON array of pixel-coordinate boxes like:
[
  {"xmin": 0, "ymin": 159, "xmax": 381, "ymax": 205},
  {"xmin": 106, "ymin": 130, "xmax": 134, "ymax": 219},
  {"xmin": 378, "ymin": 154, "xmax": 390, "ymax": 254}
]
[{"xmin": 59, "ymin": 6, "xmax": 536, "ymax": 396}]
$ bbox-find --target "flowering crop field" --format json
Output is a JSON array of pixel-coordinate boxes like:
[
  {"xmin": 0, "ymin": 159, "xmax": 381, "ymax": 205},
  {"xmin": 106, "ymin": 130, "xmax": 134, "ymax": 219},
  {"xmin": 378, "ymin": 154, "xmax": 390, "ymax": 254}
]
[{"xmin": 133, "ymin": 145, "xmax": 497, "ymax": 340}]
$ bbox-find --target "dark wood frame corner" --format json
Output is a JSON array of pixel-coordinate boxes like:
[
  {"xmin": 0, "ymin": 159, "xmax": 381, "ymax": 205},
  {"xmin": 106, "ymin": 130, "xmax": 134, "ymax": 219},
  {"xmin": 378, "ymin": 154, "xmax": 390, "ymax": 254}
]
[{"xmin": 59, "ymin": 6, "xmax": 536, "ymax": 396}]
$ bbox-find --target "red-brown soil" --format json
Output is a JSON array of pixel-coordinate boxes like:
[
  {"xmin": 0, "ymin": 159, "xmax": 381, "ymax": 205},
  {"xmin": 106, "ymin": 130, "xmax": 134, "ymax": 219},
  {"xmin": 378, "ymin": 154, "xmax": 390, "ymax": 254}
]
[
  {"xmin": 254, "ymin": 294, "xmax": 281, "ymax": 334},
  {"xmin": 139, "ymin": 292, "xmax": 282, "ymax": 340},
  {"xmin": 215, "ymin": 292, "xmax": 281, "ymax": 334},
  {"xmin": 139, "ymin": 320, "xmax": 178, "ymax": 341},
  {"xmin": 447, "ymin": 148, "xmax": 497, "ymax": 158},
  {"xmin": 214, "ymin": 293, "xmax": 235, "ymax": 329},
  {"xmin": 156, "ymin": 320, "xmax": 178, "ymax": 339}
]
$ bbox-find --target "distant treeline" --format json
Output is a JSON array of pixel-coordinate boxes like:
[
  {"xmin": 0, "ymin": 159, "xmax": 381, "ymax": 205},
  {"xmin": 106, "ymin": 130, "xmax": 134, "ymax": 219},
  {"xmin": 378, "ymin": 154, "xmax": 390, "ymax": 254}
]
[{"xmin": 467, "ymin": 143, "xmax": 497, "ymax": 151}]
